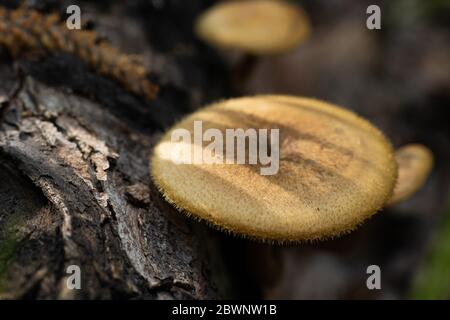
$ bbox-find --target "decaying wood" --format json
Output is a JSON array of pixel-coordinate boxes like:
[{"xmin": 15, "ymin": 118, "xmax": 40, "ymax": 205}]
[{"xmin": 0, "ymin": 0, "xmax": 233, "ymax": 299}]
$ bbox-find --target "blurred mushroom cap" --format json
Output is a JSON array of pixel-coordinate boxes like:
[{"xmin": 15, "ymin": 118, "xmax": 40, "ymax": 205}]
[
  {"xmin": 388, "ymin": 144, "xmax": 434, "ymax": 206},
  {"xmin": 151, "ymin": 96, "xmax": 397, "ymax": 242},
  {"xmin": 195, "ymin": 0, "xmax": 311, "ymax": 55}
]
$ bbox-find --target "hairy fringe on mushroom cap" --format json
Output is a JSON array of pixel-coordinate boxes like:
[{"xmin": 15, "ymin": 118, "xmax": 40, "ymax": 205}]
[
  {"xmin": 151, "ymin": 175, "xmax": 387, "ymax": 245},
  {"xmin": 195, "ymin": 0, "xmax": 311, "ymax": 55},
  {"xmin": 0, "ymin": 6, "xmax": 159, "ymax": 101},
  {"xmin": 150, "ymin": 95, "xmax": 398, "ymax": 243},
  {"xmin": 387, "ymin": 144, "xmax": 434, "ymax": 206}
]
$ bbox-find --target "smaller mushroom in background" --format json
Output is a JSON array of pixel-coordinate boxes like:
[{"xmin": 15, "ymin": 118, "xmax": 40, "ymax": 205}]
[
  {"xmin": 195, "ymin": 0, "xmax": 310, "ymax": 55},
  {"xmin": 194, "ymin": 0, "xmax": 311, "ymax": 90},
  {"xmin": 387, "ymin": 144, "xmax": 434, "ymax": 206}
]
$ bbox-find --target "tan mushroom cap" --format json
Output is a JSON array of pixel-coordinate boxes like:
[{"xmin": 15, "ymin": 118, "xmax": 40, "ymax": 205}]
[
  {"xmin": 151, "ymin": 96, "xmax": 397, "ymax": 242},
  {"xmin": 195, "ymin": 0, "xmax": 310, "ymax": 55},
  {"xmin": 387, "ymin": 144, "xmax": 433, "ymax": 206}
]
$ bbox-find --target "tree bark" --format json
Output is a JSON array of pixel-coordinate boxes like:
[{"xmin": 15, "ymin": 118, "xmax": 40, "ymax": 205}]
[{"xmin": 0, "ymin": 0, "xmax": 233, "ymax": 299}]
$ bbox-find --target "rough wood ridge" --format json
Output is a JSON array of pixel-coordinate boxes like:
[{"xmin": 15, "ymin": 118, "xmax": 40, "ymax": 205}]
[{"xmin": 0, "ymin": 6, "xmax": 159, "ymax": 101}]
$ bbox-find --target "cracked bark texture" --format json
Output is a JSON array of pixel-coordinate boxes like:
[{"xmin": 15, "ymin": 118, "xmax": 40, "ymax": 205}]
[{"xmin": 0, "ymin": 0, "xmax": 233, "ymax": 299}]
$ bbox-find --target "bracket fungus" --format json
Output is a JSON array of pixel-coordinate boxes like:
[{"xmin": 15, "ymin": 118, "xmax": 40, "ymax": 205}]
[
  {"xmin": 194, "ymin": 0, "xmax": 311, "ymax": 55},
  {"xmin": 151, "ymin": 96, "xmax": 399, "ymax": 242},
  {"xmin": 387, "ymin": 144, "xmax": 434, "ymax": 206}
]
